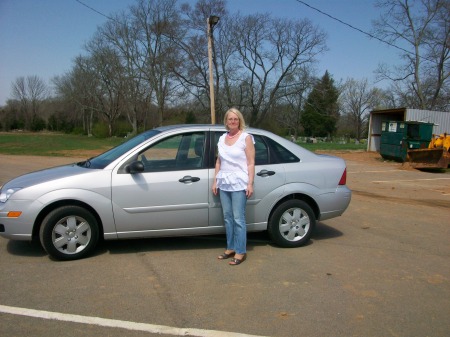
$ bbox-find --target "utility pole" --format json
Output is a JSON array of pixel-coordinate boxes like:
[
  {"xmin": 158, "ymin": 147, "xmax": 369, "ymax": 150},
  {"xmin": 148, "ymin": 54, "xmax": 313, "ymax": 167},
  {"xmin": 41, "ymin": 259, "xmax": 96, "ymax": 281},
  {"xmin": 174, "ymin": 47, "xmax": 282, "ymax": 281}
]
[{"xmin": 207, "ymin": 15, "xmax": 220, "ymax": 124}]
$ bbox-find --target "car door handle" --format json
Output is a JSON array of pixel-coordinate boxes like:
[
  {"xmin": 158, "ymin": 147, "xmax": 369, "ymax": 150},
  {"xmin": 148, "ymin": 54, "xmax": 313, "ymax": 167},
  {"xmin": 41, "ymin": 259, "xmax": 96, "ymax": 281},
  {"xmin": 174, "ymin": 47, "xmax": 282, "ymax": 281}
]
[
  {"xmin": 257, "ymin": 169, "xmax": 275, "ymax": 177},
  {"xmin": 179, "ymin": 176, "xmax": 200, "ymax": 183}
]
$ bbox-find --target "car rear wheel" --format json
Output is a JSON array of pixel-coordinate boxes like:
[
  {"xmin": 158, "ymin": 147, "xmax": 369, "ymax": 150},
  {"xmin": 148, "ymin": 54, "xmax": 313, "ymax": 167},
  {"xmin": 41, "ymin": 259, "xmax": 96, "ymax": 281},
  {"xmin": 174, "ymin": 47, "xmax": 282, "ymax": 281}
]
[
  {"xmin": 268, "ymin": 199, "xmax": 315, "ymax": 247},
  {"xmin": 39, "ymin": 206, "xmax": 99, "ymax": 260}
]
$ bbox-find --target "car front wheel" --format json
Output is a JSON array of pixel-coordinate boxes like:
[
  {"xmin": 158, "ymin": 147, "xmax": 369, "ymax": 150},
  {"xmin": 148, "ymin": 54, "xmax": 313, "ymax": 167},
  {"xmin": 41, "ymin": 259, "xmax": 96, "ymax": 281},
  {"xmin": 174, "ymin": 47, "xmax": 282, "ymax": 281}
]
[
  {"xmin": 268, "ymin": 199, "xmax": 316, "ymax": 248},
  {"xmin": 39, "ymin": 206, "xmax": 99, "ymax": 260}
]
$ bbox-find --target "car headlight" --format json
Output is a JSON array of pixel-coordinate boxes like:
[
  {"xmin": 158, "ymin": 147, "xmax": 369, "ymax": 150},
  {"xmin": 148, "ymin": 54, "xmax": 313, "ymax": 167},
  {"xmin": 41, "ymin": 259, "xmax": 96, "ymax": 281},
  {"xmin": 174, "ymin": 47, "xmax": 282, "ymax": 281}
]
[{"xmin": 0, "ymin": 188, "xmax": 22, "ymax": 203}]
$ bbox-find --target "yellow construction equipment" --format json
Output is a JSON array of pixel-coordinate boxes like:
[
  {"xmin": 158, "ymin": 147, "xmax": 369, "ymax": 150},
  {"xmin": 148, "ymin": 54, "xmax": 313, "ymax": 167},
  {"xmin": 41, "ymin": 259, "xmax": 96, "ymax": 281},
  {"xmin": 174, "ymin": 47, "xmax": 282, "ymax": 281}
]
[{"xmin": 407, "ymin": 133, "xmax": 450, "ymax": 169}]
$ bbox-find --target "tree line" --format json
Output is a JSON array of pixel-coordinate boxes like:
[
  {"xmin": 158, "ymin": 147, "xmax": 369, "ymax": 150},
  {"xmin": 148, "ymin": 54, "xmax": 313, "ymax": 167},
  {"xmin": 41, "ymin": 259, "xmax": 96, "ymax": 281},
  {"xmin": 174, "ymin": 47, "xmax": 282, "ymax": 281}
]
[{"xmin": 0, "ymin": 0, "xmax": 448, "ymax": 141}]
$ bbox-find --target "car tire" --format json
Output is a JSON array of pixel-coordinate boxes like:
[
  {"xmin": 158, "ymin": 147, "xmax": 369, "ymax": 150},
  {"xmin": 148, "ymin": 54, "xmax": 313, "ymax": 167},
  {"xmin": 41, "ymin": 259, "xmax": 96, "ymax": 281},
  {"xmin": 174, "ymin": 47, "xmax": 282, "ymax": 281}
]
[
  {"xmin": 268, "ymin": 199, "xmax": 315, "ymax": 248},
  {"xmin": 39, "ymin": 206, "xmax": 99, "ymax": 261}
]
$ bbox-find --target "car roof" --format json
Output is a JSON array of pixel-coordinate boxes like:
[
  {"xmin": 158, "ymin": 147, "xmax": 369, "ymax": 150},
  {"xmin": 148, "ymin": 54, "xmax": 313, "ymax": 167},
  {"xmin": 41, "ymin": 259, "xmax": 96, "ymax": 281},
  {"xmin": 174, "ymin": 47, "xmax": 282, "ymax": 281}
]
[
  {"xmin": 149, "ymin": 124, "xmax": 316, "ymax": 158},
  {"xmin": 153, "ymin": 124, "xmax": 265, "ymax": 134},
  {"xmin": 153, "ymin": 124, "xmax": 223, "ymax": 132}
]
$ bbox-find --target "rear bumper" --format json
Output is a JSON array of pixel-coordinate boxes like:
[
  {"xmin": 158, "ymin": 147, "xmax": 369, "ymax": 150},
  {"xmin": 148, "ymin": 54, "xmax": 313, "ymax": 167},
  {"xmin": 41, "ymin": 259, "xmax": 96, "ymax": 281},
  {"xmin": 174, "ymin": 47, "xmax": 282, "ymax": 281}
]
[{"xmin": 317, "ymin": 185, "xmax": 352, "ymax": 221}]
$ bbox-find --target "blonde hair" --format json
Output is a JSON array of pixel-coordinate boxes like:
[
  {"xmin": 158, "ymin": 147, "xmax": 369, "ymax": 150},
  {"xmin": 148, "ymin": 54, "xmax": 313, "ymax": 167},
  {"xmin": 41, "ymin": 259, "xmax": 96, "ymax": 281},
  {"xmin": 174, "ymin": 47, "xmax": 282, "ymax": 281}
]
[{"xmin": 223, "ymin": 107, "xmax": 246, "ymax": 131}]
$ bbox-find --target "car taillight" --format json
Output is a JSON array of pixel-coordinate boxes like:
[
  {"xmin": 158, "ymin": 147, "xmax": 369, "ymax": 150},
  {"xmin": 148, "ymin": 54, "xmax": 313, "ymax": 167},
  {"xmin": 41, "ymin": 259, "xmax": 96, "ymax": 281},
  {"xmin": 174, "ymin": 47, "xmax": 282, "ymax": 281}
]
[{"xmin": 338, "ymin": 168, "xmax": 347, "ymax": 185}]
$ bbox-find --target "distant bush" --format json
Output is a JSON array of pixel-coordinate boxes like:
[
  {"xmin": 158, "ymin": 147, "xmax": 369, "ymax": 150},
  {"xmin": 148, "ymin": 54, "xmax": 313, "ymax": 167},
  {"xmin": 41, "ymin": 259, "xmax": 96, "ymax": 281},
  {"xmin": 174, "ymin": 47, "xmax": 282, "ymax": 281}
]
[
  {"xmin": 31, "ymin": 116, "xmax": 46, "ymax": 131},
  {"xmin": 114, "ymin": 120, "xmax": 132, "ymax": 138},
  {"xmin": 92, "ymin": 123, "xmax": 109, "ymax": 138},
  {"xmin": 70, "ymin": 127, "xmax": 85, "ymax": 135},
  {"xmin": 185, "ymin": 111, "xmax": 197, "ymax": 124},
  {"xmin": 48, "ymin": 112, "xmax": 78, "ymax": 133}
]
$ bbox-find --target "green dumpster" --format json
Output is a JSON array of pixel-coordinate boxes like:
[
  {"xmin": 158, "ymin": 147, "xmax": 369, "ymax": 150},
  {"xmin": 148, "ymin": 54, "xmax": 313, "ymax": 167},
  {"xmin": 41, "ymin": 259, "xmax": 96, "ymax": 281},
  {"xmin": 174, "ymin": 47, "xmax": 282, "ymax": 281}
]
[{"xmin": 380, "ymin": 121, "xmax": 434, "ymax": 162}]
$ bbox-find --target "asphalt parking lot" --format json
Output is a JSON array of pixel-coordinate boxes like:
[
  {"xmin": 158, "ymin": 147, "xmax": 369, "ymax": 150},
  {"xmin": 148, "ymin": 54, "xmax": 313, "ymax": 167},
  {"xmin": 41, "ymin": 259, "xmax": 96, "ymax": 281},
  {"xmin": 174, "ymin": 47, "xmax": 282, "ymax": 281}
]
[{"xmin": 0, "ymin": 153, "xmax": 449, "ymax": 337}]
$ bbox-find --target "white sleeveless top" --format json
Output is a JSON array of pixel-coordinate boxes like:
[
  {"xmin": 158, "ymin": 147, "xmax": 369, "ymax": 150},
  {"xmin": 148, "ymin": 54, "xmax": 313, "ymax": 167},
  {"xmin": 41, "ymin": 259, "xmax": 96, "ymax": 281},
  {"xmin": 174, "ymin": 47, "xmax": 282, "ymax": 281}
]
[{"xmin": 216, "ymin": 131, "xmax": 254, "ymax": 192}]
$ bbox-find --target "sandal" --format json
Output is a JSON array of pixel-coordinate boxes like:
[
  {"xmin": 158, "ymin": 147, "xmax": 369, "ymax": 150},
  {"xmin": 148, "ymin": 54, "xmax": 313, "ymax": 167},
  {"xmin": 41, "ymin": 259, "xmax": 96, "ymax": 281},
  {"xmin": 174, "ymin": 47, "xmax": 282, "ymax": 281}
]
[
  {"xmin": 217, "ymin": 251, "xmax": 235, "ymax": 260},
  {"xmin": 229, "ymin": 254, "xmax": 246, "ymax": 266}
]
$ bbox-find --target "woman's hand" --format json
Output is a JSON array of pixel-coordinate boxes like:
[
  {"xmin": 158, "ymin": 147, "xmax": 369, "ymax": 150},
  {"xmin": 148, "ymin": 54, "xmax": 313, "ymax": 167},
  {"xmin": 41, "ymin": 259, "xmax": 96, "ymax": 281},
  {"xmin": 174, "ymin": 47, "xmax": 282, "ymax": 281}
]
[
  {"xmin": 212, "ymin": 158, "xmax": 220, "ymax": 196},
  {"xmin": 246, "ymin": 184, "xmax": 253, "ymax": 198},
  {"xmin": 212, "ymin": 181, "xmax": 218, "ymax": 195}
]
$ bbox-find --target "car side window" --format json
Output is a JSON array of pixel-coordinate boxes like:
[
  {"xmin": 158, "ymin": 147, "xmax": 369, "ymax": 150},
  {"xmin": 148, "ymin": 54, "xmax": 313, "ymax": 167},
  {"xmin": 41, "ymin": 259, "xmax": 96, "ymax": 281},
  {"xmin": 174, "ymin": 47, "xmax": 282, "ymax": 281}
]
[
  {"xmin": 253, "ymin": 135, "xmax": 269, "ymax": 165},
  {"xmin": 138, "ymin": 132, "xmax": 205, "ymax": 172}
]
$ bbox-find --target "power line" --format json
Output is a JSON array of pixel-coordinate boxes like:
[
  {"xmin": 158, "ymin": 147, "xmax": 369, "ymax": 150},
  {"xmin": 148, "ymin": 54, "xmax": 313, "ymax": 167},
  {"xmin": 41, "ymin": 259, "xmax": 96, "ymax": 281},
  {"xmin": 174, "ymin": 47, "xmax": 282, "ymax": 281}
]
[
  {"xmin": 75, "ymin": 0, "xmax": 428, "ymax": 63},
  {"xmin": 74, "ymin": 0, "xmax": 114, "ymax": 21},
  {"xmin": 294, "ymin": 0, "xmax": 417, "ymax": 58}
]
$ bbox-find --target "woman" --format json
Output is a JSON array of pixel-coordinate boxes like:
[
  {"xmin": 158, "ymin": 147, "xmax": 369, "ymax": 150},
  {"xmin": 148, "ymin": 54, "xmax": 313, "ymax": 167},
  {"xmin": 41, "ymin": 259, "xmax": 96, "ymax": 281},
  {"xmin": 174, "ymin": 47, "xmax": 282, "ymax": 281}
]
[{"xmin": 212, "ymin": 108, "xmax": 255, "ymax": 266}]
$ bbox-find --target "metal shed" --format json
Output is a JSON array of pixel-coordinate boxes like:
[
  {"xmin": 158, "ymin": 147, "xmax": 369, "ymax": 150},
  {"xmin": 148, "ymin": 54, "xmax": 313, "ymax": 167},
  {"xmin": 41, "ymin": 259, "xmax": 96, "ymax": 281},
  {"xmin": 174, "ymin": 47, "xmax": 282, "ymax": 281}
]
[{"xmin": 367, "ymin": 108, "xmax": 450, "ymax": 152}]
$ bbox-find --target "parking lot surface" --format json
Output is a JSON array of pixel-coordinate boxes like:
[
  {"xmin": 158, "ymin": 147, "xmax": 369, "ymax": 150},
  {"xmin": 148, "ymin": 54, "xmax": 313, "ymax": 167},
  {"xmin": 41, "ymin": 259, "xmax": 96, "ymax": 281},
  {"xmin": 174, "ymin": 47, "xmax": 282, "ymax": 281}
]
[{"xmin": 0, "ymin": 153, "xmax": 449, "ymax": 337}]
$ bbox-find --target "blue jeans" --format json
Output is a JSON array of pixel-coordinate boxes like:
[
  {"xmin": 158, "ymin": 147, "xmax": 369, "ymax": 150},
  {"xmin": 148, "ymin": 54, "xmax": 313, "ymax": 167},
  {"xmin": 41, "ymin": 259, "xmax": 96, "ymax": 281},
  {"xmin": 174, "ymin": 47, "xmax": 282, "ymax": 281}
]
[{"xmin": 219, "ymin": 189, "xmax": 247, "ymax": 255}]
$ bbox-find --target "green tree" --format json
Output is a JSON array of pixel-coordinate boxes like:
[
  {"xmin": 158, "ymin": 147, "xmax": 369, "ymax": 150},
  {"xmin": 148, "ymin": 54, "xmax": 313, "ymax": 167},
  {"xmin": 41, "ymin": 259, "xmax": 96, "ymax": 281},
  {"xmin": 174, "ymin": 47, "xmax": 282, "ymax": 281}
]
[{"xmin": 301, "ymin": 71, "xmax": 339, "ymax": 137}]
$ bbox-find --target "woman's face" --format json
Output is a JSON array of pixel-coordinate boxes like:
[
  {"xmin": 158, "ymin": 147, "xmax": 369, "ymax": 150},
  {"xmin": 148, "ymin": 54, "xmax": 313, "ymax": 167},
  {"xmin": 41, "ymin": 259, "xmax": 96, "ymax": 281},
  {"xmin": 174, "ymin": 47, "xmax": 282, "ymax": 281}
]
[{"xmin": 226, "ymin": 112, "xmax": 240, "ymax": 130}]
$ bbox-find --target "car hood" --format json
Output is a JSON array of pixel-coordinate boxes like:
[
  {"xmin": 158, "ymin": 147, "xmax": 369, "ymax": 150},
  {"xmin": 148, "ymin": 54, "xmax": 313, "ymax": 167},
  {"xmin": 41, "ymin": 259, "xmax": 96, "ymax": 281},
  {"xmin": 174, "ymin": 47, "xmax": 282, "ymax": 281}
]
[{"xmin": 2, "ymin": 164, "xmax": 92, "ymax": 189}]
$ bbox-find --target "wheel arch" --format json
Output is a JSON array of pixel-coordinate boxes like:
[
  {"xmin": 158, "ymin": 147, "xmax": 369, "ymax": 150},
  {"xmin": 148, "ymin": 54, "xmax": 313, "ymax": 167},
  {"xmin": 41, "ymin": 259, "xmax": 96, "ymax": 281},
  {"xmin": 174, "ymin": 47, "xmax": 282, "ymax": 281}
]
[
  {"xmin": 32, "ymin": 200, "xmax": 104, "ymax": 240},
  {"xmin": 268, "ymin": 193, "xmax": 320, "ymax": 223}
]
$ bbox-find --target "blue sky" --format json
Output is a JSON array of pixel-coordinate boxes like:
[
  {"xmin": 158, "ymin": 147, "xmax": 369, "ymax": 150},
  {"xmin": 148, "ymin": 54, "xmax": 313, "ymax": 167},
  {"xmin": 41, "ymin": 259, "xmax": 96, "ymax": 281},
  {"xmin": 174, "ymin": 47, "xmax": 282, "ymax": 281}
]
[{"xmin": 0, "ymin": 0, "xmax": 398, "ymax": 106}]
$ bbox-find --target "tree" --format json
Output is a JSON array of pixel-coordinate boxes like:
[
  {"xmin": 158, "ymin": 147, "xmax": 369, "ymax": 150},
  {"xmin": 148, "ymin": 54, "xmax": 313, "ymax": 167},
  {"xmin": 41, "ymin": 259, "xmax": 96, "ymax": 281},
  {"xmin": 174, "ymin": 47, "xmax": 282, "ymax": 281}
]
[
  {"xmin": 175, "ymin": 6, "xmax": 327, "ymax": 127},
  {"xmin": 9, "ymin": 0, "xmax": 330, "ymax": 134},
  {"xmin": 301, "ymin": 71, "xmax": 339, "ymax": 138},
  {"xmin": 229, "ymin": 14, "xmax": 327, "ymax": 126},
  {"xmin": 129, "ymin": 0, "xmax": 184, "ymax": 126},
  {"xmin": 175, "ymin": 0, "xmax": 228, "ymax": 121},
  {"xmin": 11, "ymin": 75, "xmax": 48, "ymax": 130},
  {"xmin": 274, "ymin": 67, "xmax": 315, "ymax": 138},
  {"xmin": 97, "ymin": 11, "xmax": 150, "ymax": 134},
  {"xmin": 86, "ymin": 44, "xmax": 126, "ymax": 137},
  {"xmin": 53, "ymin": 56, "xmax": 99, "ymax": 135},
  {"xmin": 373, "ymin": 0, "xmax": 450, "ymax": 110},
  {"xmin": 339, "ymin": 78, "xmax": 381, "ymax": 140}
]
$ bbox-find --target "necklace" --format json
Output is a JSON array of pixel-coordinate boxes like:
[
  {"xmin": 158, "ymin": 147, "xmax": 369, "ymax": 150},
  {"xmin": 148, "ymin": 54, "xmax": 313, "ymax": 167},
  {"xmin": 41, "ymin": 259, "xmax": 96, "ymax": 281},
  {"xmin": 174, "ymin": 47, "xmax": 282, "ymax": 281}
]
[{"xmin": 227, "ymin": 131, "xmax": 240, "ymax": 139}]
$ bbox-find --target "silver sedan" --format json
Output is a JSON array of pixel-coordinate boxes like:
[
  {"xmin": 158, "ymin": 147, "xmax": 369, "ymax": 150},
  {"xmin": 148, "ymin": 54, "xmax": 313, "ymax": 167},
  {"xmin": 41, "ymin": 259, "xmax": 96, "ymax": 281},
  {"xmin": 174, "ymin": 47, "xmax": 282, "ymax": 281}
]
[{"xmin": 0, "ymin": 125, "xmax": 351, "ymax": 260}]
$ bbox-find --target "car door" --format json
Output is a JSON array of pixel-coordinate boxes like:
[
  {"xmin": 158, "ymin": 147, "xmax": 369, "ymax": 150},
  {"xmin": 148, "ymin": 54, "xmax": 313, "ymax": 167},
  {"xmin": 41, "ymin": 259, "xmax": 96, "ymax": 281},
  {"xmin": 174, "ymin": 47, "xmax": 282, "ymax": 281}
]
[
  {"xmin": 208, "ymin": 132, "xmax": 286, "ymax": 227},
  {"xmin": 111, "ymin": 131, "xmax": 209, "ymax": 237}
]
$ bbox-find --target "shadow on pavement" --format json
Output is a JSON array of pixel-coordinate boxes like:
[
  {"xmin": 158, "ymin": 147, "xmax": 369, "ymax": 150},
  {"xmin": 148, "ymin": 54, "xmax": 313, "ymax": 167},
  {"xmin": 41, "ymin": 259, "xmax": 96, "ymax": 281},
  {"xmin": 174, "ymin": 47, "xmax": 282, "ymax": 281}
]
[
  {"xmin": 4, "ymin": 223, "xmax": 342, "ymax": 259},
  {"xmin": 7, "ymin": 240, "xmax": 46, "ymax": 257}
]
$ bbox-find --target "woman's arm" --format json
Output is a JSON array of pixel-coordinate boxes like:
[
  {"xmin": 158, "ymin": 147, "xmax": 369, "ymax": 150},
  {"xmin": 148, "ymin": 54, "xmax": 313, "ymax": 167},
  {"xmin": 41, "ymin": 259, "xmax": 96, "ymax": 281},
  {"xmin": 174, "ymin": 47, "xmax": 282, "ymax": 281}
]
[
  {"xmin": 245, "ymin": 135, "xmax": 255, "ymax": 198},
  {"xmin": 212, "ymin": 157, "xmax": 221, "ymax": 195}
]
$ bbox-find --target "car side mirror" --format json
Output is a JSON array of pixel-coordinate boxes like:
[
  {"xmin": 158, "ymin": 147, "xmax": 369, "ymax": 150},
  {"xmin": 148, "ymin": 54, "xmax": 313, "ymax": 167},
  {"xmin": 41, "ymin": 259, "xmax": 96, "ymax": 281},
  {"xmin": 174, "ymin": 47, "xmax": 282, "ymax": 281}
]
[{"xmin": 125, "ymin": 161, "xmax": 145, "ymax": 174}]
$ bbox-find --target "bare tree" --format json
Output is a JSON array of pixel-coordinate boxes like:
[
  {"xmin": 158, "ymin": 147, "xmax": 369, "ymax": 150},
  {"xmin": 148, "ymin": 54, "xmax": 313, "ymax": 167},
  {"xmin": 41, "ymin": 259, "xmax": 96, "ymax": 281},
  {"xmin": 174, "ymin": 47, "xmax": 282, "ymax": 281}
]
[
  {"xmin": 214, "ymin": 16, "xmax": 240, "ymax": 119},
  {"xmin": 175, "ymin": 5, "xmax": 326, "ymax": 126},
  {"xmin": 129, "ymin": 0, "xmax": 183, "ymax": 126},
  {"xmin": 42, "ymin": 0, "xmax": 333, "ymax": 133},
  {"xmin": 97, "ymin": 10, "xmax": 153, "ymax": 134},
  {"xmin": 230, "ymin": 14, "xmax": 327, "ymax": 126},
  {"xmin": 174, "ymin": 0, "xmax": 228, "ymax": 121},
  {"xmin": 275, "ymin": 67, "xmax": 315, "ymax": 138},
  {"xmin": 88, "ymin": 44, "xmax": 126, "ymax": 137},
  {"xmin": 11, "ymin": 75, "xmax": 48, "ymax": 129},
  {"xmin": 373, "ymin": 0, "xmax": 450, "ymax": 110},
  {"xmin": 340, "ymin": 78, "xmax": 380, "ymax": 140},
  {"xmin": 53, "ymin": 56, "xmax": 100, "ymax": 135},
  {"xmin": 85, "ymin": 0, "xmax": 185, "ymax": 129}
]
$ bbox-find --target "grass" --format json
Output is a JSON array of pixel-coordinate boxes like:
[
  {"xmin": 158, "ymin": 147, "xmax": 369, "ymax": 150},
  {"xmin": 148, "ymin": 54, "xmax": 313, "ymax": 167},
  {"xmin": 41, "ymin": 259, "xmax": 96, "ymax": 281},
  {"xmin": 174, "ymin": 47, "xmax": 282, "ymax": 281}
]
[
  {"xmin": 0, "ymin": 132, "xmax": 124, "ymax": 156},
  {"xmin": 0, "ymin": 132, "xmax": 367, "ymax": 157}
]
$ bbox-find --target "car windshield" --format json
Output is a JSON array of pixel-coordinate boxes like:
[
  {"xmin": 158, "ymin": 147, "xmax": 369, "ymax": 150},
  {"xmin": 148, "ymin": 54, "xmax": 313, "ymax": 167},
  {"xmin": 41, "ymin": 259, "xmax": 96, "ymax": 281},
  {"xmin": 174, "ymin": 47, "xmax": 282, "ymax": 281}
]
[{"xmin": 77, "ymin": 130, "xmax": 161, "ymax": 169}]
